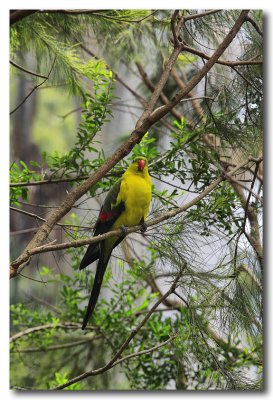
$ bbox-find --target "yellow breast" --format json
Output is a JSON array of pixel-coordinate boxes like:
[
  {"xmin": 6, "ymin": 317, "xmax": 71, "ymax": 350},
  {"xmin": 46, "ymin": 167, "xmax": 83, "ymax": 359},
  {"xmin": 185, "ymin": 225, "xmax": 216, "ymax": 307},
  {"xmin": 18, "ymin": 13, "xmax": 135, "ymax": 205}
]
[{"xmin": 113, "ymin": 171, "xmax": 152, "ymax": 228}]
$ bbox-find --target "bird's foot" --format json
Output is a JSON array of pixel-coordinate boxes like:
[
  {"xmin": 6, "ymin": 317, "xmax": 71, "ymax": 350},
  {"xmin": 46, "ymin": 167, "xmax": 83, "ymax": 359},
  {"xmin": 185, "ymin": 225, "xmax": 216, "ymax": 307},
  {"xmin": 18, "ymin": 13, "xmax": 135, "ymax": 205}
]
[
  {"xmin": 140, "ymin": 221, "xmax": 148, "ymax": 233},
  {"xmin": 120, "ymin": 225, "xmax": 128, "ymax": 238}
]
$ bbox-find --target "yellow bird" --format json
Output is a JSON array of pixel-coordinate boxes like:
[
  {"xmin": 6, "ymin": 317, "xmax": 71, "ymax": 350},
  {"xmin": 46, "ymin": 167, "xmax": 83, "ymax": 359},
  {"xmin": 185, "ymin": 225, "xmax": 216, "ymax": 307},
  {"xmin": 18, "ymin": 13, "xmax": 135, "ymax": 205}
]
[{"xmin": 80, "ymin": 157, "xmax": 152, "ymax": 329}]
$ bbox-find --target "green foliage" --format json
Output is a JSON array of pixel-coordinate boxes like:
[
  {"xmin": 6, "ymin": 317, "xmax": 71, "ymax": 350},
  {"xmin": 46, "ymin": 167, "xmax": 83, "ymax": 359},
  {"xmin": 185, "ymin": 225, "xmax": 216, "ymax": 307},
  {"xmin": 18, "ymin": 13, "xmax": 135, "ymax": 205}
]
[
  {"xmin": 129, "ymin": 132, "xmax": 159, "ymax": 161},
  {"xmin": 10, "ymin": 161, "xmax": 41, "ymax": 205},
  {"xmin": 10, "ymin": 9, "xmax": 263, "ymax": 392},
  {"xmin": 46, "ymin": 61, "xmax": 114, "ymax": 179},
  {"xmin": 48, "ymin": 372, "xmax": 83, "ymax": 390},
  {"xmin": 187, "ymin": 182, "xmax": 241, "ymax": 236}
]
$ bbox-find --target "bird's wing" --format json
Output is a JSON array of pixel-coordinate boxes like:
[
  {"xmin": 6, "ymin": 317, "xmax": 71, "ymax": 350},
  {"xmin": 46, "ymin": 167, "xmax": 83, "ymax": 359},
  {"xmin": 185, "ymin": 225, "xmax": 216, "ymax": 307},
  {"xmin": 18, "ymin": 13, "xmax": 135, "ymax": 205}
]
[
  {"xmin": 79, "ymin": 179, "xmax": 125, "ymax": 270},
  {"xmin": 93, "ymin": 178, "xmax": 125, "ymax": 235}
]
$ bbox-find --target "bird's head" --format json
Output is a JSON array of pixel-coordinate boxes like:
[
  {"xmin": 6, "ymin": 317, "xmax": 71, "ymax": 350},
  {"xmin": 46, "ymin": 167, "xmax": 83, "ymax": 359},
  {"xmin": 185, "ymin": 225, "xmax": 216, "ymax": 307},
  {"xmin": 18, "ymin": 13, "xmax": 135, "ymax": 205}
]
[{"xmin": 129, "ymin": 156, "xmax": 148, "ymax": 174}]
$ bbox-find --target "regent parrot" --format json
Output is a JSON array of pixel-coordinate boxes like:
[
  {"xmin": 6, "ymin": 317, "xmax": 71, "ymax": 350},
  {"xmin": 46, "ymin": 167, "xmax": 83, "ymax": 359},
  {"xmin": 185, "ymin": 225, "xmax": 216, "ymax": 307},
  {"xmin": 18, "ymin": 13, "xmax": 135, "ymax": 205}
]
[{"xmin": 80, "ymin": 157, "xmax": 152, "ymax": 329}]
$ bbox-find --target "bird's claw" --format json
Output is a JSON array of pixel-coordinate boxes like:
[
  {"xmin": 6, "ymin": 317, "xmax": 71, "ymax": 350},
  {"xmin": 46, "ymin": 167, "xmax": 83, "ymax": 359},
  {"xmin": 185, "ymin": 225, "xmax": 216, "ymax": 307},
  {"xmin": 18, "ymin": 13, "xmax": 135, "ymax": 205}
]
[
  {"xmin": 140, "ymin": 222, "xmax": 148, "ymax": 233},
  {"xmin": 120, "ymin": 225, "xmax": 128, "ymax": 238}
]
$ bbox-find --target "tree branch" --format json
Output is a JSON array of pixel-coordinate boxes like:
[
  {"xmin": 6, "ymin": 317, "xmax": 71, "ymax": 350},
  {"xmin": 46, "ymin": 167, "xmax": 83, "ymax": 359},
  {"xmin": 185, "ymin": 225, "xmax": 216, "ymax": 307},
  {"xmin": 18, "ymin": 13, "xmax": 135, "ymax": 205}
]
[
  {"xmin": 231, "ymin": 178, "xmax": 263, "ymax": 267},
  {"xmin": 11, "ymin": 336, "xmax": 102, "ymax": 353},
  {"xmin": 10, "ymin": 170, "xmax": 121, "ymax": 187},
  {"xmin": 148, "ymin": 10, "xmax": 250, "ymax": 124},
  {"xmin": 184, "ymin": 9, "xmax": 222, "ymax": 21},
  {"xmin": 10, "ymin": 175, "xmax": 90, "ymax": 187},
  {"xmin": 10, "ymin": 322, "xmax": 98, "ymax": 343},
  {"xmin": 170, "ymin": 67, "xmax": 206, "ymax": 119},
  {"xmin": 136, "ymin": 10, "xmax": 184, "ymax": 129},
  {"xmin": 182, "ymin": 43, "xmax": 262, "ymax": 66},
  {"xmin": 232, "ymin": 65, "xmax": 262, "ymax": 96},
  {"xmin": 10, "ymin": 206, "xmax": 92, "ymax": 230},
  {"xmin": 10, "ymin": 60, "xmax": 48, "ymax": 79},
  {"xmin": 10, "ymin": 10, "xmax": 249, "ymax": 278},
  {"xmin": 25, "ymin": 293, "xmax": 62, "ymax": 314},
  {"xmin": 136, "ymin": 61, "xmax": 185, "ymax": 123},
  {"xmin": 223, "ymin": 168, "xmax": 263, "ymax": 204},
  {"xmin": 10, "ymin": 10, "xmax": 37, "ymax": 25},
  {"xmin": 106, "ymin": 334, "xmax": 178, "ymax": 367},
  {"xmin": 40, "ymin": 9, "xmax": 104, "ymax": 16},
  {"xmin": 10, "ymin": 157, "xmax": 252, "ymax": 277},
  {"xmin": 239, "ymin": 264, "xmax": 262, "ymax": 291},
  {"xmin": 245, "ymin": 15, "xmax": 263, "ymax": 37}
]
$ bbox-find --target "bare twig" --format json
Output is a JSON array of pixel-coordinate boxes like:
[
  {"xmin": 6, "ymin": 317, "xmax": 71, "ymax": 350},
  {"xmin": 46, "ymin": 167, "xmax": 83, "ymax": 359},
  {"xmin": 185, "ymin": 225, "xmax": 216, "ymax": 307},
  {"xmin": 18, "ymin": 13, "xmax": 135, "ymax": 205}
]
[
  {"xmin": 10, "ymin": 60, "xmax": 48, "ymax": 79},
  {"xmin": 25, "ymin": 293, "xmax": 62, "ymax": 314},
  {"xmin": 10, "ymin": 206, "xmax": 92, "ymax": 230},
  {"xmin": 10, "ymin": 175, "xmax": 90, "ymax": 187},
  {"xmin": 223, "ymin": 168, "xmax": 263, "ymax": 203},
  {"xmin": 184, "ymin": 9, "xmax": 222, "ymax": 21},
  {"xmin": 182, "ymin": 43, "xmax": 262, "ymax": 66},
  {"xmin": 10, "ymin": 57, "xmax": 56, "ymax": 116},
  {"xmin": 136, "ymin": 62, "xmax": 184, "ymax": 123},
  {"xmin": 58, "ymin": 107, "xmax": 82, "ymax": 119},
  {"xmin": 109, "ymin": 334, "xmax": 178, "ymax": 366},
  {"xmin": 10, "ymin": 227, "xmax": 41, "ymax": 236},
  {"xmin": 232, "ymin": 65, "xmax": 262, "ymax": 96},
  {"xmin": 171, "ymin": 67, "xmax": 206, "ymax": 119},
  {"xmin": 245, "ymin": 15, "xmax": 263, "ymax": 37},
  {"xmin": 10, "ymin": 322, "xmax": 98, "ymax": 343},
  {"xmin": 10, "ymin": 206, "xmax": 49, "ymax": 224},
  {"xmin": 233, "ymin": 159, "xmax": 262, "ymax": 268},
  {"xmin": 11, "ymin": 336, "xmax": 102, "ymax": 353}
]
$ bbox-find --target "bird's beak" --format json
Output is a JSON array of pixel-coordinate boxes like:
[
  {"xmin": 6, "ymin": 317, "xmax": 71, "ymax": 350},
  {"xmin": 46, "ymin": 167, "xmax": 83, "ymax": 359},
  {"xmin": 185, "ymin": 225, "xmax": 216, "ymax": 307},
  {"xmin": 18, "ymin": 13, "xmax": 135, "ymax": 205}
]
[{"xmin": 137, "ymin": 159, "xmax": 145, "ymax": 171}]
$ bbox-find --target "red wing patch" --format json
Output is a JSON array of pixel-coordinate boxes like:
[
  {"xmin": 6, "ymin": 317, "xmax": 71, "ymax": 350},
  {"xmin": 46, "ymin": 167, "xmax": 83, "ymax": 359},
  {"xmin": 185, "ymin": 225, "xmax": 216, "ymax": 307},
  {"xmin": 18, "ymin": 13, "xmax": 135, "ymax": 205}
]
[
  {"xmin": 99, "ymin": 209, "xmax": 114, "ymax": 222},
  {"xmin": 94, "ymin": 201, "xmax": 125, "ymax": 235}
]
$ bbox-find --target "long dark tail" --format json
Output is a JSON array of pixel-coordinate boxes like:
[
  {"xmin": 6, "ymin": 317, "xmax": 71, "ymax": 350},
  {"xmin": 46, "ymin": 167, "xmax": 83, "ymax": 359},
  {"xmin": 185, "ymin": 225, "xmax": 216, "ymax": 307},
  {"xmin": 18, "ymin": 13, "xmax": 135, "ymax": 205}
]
[
  {"xmin": 80, "ymin": 243, "xmax": 100, "ymax": 270},
  {"xmin": 81, "ymin": 248, "xmax": 112, "ymax": 330}
]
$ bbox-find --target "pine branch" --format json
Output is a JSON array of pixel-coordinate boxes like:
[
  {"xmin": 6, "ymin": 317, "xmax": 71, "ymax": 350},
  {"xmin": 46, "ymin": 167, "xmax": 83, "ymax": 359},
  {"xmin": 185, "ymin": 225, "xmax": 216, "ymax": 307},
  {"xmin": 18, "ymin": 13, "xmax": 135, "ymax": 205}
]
[
  {"xmin": 10, "ymin": 156, "xmax": 252, "ymax": 276},
  {"xmin": 148, "ymin": 10, "xmax": 250, "ymax": 124},
  {"xmin": 136, "ymin": 62, "xmax": 184, "ymax": 122},
  {"xmin": 79, "ymin": 44, "xmax": 147, "ymax": 107},
  {"xmin": 10, "ymin": 10, "xmax": 250, "ymax": 278},
  {"xmin": 231, "ymin": 65, "xmax": 263, "ymax": 95}
]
